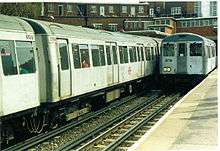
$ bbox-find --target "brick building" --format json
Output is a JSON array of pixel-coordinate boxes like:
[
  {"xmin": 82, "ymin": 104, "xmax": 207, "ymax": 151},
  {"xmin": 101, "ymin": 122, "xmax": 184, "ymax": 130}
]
[{"xmin": 40, "ymin": 2, "xmax": 149, "ymax": 31}]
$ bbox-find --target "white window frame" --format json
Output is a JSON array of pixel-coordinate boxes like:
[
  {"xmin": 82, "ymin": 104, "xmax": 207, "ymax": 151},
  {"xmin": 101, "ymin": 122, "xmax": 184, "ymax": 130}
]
[
  {"xmin": 48, "ymin": 3, "xmax": 54, "ymax": 12},
  {"xmin": 138, "ymin": 6, "xmax": 144, "ymax": 13},
  {"xmin": 58, "ymin": 5, "xmax": 64, "ymax": 16},
  {"xmin": 149, "ymin": 8, "xmax": 154, "ymax": 17},
  {"xmin": 67, "ymin": 4, "xmax": 73, "ymax": 12},
  {"xmin": 122, "ymin": 6, "xmax": 127, "ymax": 13},
  {"xmin": 90, "ymin": 5, "xmax": 97, "ymax": 13},
  {"xmin": 109, "ymin": 6, "xmax": 114, "ymax": 14},
  {"xmin": 93, "ymin": 23, "xmax": 103, "ymax": 30},
  {"xmin": 171, "ymin": 7, "xmax": 181, "ymax": 15}
]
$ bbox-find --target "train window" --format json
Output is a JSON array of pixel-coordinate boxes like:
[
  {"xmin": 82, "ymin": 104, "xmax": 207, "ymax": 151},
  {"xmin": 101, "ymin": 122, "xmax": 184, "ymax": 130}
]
[
  {"xmin": 163, "ymin": 43, "xmax": 175, "ymax": 56},
  {"xmin": 141, "ymin": 47, "xmax": 145, "ymax": 61},
  {"xmin": 106, "ymin": 45, "xmax": 111, "ymax": 65},
  {"xmin": 137, "ymin": 47, "xmax": 141, "ymax": 61},
  {"xmin": 99, "ymin": 45, "xmax": 105, "ymax": 66},
  {"xmin": 178, "ymin": 43, "xmax": 187, "ymax": 56},
  {"xmin": 145, "ymin": 47, "xmax": 151, "ymax": 61},
  {"xmin": 0, "ymin": 40, "xmax": 18, "ymax": 75},
  {"xmin": 190, "ymin": 43, "xmax": 202, "ymax": 56},
  {"xmin": 72, "ymin": 44, "xmax": 81, "ymax": 69},
  {"xmin": 91, "ymin": 45, "xmax": 100, "ymax": 66},
  {"xmin": 119, "ymin": 46, "xmax": 128, "ymax": 64},
  {"xmin": 129, "ymin": 47, "xmax": 134, "ymax": 62},
  {"xmin": 58, "ymin": 42, "xmax": 69, "ymax": 70},
  {"xmin": 79, "ymin": 44, "xmax": 90, "ymax": 68},
  {"xmin": 16, "ymin": 41, "xmax": 36, "ymax": 74},
  {"xmin": 119, "ymin": 46, "xmax": 124, "ymax": 64},
  {"xmin": 133, "ymin": 47, "xmax": 137, "ymax": 62},
  {"xmin": 206, "ymin": 46, "xmax": 211, "ymax": 58},
  {"xmin": 91, "ymin": 45, "xmax": 105, "ymax": 66},
  {"xmin": 151, "ymin": 47, "xmax": 154, "ymax": 60},
  {"xmin": 112, "ymin": 46, "xmax": 118, "ymax": 64},
  {"xmin": 123, "ymin": 46, "xmax": 128, "ymax": 63}
]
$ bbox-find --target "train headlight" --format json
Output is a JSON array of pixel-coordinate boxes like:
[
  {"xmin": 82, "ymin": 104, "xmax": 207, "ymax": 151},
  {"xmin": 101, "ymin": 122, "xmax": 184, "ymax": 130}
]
[
  {"xmin": 167, "ymin": 67, "xmax": 171, "ymax": 72},
  {"xmin": 163, "ymin": 67, "xmax": 168, "ymax": 72}
]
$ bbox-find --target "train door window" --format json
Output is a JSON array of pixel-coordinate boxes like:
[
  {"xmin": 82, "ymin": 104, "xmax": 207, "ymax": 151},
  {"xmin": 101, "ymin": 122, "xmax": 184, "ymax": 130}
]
[
  {"xmin": 58, "ymin": 42, "xmax": 69, "ymax": 70},
  {"xmin": 0, "ymin": 40, "xmax": 18, "ymax": 75},
  {"xmin": 163, "ymin": 43, "xmax": 175, "ymax": 56},
  {"xmin": 72, "ymin": 44, "xmax": 81, "ymax": 69},
  {"xmin": 151, "ymin": 47, "xmax": 154, "ymax": 60},
  {"xmin": 145, "ymin": 47, "xmax": 151, "ymax": 61},
  {"xmin": 79, "ymin": 44, "xmax": 90, "ymax": 68},
  {"xmin": 133, "ymin": 47, "xmax": 137, "ymax": 62},
  {"xmin": 129, "ymin": 47, "xmax": 134, "ymax": 62},
  {"xmin": 91, "ymin": 45, "xmax": 100, "ymax": 66},
  {"xmin": 112, "ymin": 46, "xmax": 118, "ymax": 64},
  {"xmin": 106, "ymin": 45, "xmax": 111, "ymax": 65},
  {"xmin": 16, "ymin": 41, "xmax": 36, "ymax": 74},
  {"xmin": 123, "ymin": 46, "xmax": 129, "ymax": 63},
  {"xmin": 206, "ymin": 46, "xmax": 211, "ymax": 58},
  {"xmin": 137, "ymin": 47, "xmax": 141, "ymax": 61},
  {"xmin": 140, "ymin": 47, "xmax": 145, "ymax": 61},
  {"xmin": 178, "ymin": 43, "xmax": 187, "ymax": 56},
  {"xmin": 119, "ymin": 46, "xmax": 124, "ymax": 64},
  {"xmin": 190, "ymin": 43, "xmax": 202, "ymax": 56},
  {"xmin": 99, "ymin": 45, "xmax": 105, "ymax": 66},
  {"xmin": 119, "ymin": 46, "xmax": 128, "ymax": 64}
]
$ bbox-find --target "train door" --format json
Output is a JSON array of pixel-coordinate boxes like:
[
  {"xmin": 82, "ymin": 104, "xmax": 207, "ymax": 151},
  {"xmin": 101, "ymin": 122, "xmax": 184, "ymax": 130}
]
[
  {"xmin": 140, "ymin": 46, "xmax": 145, "ymax": 76},
  {"xmin": 187, "ymin": 42, "xmax": 203, "ymax": 74},
  {"xmin": 57, "ymin": 39, "xmax": 71, "ymax": 98},
  {"xmin": 106, "ymin": 42, "xmax": 119, "ymax": 85},
  {"xmin": 177, "ymin": 43, "xmax": 187, "ymax": 73}
]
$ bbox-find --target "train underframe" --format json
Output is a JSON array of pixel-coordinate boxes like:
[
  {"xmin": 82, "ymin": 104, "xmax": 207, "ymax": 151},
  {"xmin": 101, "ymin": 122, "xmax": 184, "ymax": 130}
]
[{"xmin": 1, "ymin": 75, "xmax": 156, "ymax": 147}]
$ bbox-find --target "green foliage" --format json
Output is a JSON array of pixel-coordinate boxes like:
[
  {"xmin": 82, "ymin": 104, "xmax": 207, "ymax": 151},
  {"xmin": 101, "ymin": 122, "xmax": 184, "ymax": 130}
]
[{"xmin": 0, "ymin": 3, "xmax": 41, "ymax": 18}]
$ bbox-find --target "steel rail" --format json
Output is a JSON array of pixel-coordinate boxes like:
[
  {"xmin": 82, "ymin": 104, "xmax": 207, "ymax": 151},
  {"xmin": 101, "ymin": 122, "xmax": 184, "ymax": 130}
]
[
  {"xmin": 3, "ymin": 91, "xmax": 149, "ymax": 151},
  {"xmin": 56, "ymin": 94, "xmax": 162, "ymax": 151}
]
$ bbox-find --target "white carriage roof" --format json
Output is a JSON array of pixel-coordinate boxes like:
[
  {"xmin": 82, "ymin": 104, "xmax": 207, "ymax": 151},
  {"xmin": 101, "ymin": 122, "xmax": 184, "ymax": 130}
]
[
  {"xmin": 23, "ymin": 18, "xmax": 156, "ymax": 46},
  {"xmin": 0, "ymin": 14, "xmax": 34, "ymax": 33},
  {"xmin": 162, "ymin": 32, "xmax": 215, "ymax": 45}
]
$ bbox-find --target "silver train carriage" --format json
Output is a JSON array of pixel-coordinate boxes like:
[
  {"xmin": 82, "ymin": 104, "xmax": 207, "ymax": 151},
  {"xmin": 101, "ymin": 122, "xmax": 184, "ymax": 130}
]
[
  {"xmin": 0, "ymin": 14, "xmax": 160, "ymax": 142},
  {"xmin": 160, "ymin": 33, "xmax": 217, "ymax": 79}
]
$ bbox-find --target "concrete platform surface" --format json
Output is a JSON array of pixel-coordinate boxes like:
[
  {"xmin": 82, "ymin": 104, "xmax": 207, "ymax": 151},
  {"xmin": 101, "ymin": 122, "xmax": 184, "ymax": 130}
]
[{"xmin": 129, "ymin": 69, "xmax": 218, "ymax": 151}]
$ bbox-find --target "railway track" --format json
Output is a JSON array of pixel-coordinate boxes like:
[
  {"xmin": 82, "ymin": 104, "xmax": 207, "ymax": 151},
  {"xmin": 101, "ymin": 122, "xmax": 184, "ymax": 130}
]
[
  {"xmin": 3, "ymin": 90, "xmax": 161, "ymax": 151},
  {"xmin": 57, "ymin": 93, "xmax": 180, "ymax": 151}
]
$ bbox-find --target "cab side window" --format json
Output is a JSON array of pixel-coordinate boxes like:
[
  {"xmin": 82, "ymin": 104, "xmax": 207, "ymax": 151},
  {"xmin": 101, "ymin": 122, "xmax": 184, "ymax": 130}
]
[
  {"xmin": 145, "ymin": 47, "xmax": 151, "ymax": 61},
  {"xmin": 0, "ymin": 40, "xmax": 18, "ymax": 75},
  {"xmin": 190, "ymin": 43, "xmax": 202, "ymax": 56}
]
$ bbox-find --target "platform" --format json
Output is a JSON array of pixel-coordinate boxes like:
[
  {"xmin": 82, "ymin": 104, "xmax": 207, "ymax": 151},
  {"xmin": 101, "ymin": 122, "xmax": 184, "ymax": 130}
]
[{"xmin": 129, "ymin": 69, "xmax": 218, "ymax": 151}]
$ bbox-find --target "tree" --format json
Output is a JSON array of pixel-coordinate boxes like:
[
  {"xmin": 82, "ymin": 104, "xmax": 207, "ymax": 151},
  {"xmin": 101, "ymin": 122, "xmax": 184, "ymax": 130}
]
[{"xmin": 0, "ymin": 3, "xmax": 41, "ymax": 18}]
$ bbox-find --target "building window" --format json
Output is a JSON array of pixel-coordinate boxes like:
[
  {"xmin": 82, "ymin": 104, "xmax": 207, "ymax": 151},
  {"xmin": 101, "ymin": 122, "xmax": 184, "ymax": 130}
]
[
  {"xmin": 138, "ymin": 6, "xmax": 144, "ymax": 13},
  {"xmin": 155, "ymin": 20, "xmax": 160, "ymax": 25},
  {"xmin": 58, "ymin": 5, "xmax": 64, "ymax": 16},
  {"xmin": 160, "ymin": 27, "xmax": 165, "ymax": 32},
  {"xmin": 109, "ymin": 6, "xmax": 114, "ymax": 13},
  {"xmin": 204, "ymin": 20, "xmax": 209, "ymax": 26},
  {"xmin": 93, "ymin": 24, "xmax": 103, "ymax": 30},
  {"xmin": 181, "ymin": 21, "xmax": 186, "ymax": 27},
  {"xmin": 171, "ymin": 7, "xmax": 181, "ymax": 15},
  {"xmin": 67, "ymin": 4, "xmax": 73, "ymax": 12},
  {"xmin": 165, "ymin": 19, "xmax": 170, "ymax": 25},
  {"xmin": 210, "ymin": 1, "xmax": 217, "ymax": 16},
  {"xmin": 122, "ymin": 6, "xmax": 127, "ymax": 13},
  {"xmin": 48, "ymin": 3, "xmax": 54, "ymax": 12},
  {"xmin": 90, "ymin": 5, "xmax": 97, "ymax": 13},
  {"xmin": 108, "ymin": 24, "xmax": 118, "ymax": 31},
  {"xmin": 149, "ymin": 8, "xmax": 154, "ymax": 17},
  {"xmin": 194, "ymin": 2, "xmax": 201, "ymax": 17}
]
